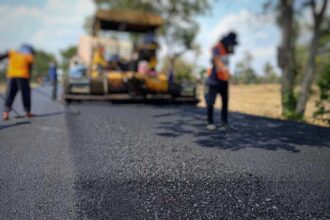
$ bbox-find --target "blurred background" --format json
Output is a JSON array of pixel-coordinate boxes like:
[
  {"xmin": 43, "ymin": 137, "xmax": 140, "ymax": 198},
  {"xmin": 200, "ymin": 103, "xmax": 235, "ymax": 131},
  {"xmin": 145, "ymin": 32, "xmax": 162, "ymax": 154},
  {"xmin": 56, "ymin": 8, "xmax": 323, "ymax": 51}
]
[{"xmin": 0, "ymin": 0, "xmax": 329, "ymax": 126}]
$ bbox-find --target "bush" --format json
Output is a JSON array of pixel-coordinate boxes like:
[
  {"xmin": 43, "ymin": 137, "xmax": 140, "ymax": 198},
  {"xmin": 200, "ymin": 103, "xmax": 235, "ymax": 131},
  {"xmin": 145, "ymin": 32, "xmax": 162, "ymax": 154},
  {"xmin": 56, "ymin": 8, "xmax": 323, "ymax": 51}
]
[
  {"xmin": 175, "ymin": 71, "xmax": 194, "ymax": 82},
  {"xmin": 31, "ymin": 49, "xmax": 56, "ymax": 82},
  {"xmin": 0, "ymin": 70, "xmax": 6, "ymax": 83},
  {"xmin": 313, "ymin": 64, "xmax": 330, "ymax": 125}
]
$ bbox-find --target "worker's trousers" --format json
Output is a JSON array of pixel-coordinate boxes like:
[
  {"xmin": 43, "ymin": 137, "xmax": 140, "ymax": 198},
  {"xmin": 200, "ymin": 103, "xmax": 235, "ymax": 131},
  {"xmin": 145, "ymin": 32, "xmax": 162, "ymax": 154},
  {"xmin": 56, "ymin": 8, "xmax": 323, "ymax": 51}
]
[
  {"xmin": 52, "ymin": 80, "xmax": 57, "ymax": 100},
  {"xmin": 4, "ymin": 78, "xmax": 31, "ymax": 112},
  {"xmin": 206, "ymin": 81, "xmax": 228, "ymax": 125}
]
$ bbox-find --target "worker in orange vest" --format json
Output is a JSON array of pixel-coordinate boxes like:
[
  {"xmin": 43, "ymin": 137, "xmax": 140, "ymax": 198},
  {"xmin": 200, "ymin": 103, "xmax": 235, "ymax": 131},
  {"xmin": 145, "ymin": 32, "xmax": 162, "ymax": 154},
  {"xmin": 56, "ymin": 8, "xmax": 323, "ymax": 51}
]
[
  {"xmin": 205, "ymin": 32, "xmax": 238, "ymax": 130},
  {"xmin": 0, "ymin": 44, "xmax": 35, "ymax": 120}
]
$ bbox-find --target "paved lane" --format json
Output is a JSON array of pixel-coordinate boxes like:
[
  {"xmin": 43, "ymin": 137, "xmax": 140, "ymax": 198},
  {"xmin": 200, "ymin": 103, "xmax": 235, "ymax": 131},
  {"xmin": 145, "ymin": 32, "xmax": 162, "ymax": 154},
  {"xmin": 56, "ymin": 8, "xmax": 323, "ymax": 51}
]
[
  {"xmin": 67, "ymin": 101, "xmax": 330, "ymax": 219},
  {"xmin": 0, "ymin": 86, "xmax": 330, "ymax": 219},
  {"xmin": 0, "ymin": 87, "xmax": 77, "ymax": 219}
]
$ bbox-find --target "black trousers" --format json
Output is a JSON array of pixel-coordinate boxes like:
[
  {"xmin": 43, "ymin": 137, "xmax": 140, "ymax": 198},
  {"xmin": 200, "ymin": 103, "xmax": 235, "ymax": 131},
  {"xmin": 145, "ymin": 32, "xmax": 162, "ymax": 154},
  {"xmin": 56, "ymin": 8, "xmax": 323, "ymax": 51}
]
[
  {"xmin": 51, "ymin": 80, "xmax": 57, "ymax": 100},
  {"xmin": 206, "ymin": 81, "xmax": 228, "ymax": 124},
  {"xmin": 4, "ymin": 78, "xmax": 31, "ymax": 112}
]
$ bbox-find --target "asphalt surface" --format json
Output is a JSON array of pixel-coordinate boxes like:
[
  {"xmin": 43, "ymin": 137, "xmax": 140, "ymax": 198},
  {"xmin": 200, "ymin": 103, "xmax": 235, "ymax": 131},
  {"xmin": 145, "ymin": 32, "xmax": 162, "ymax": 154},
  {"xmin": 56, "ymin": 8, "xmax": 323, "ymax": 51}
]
[{"xmin": 0, "ymin": 86, "xmax": 330, "ymax": 219}]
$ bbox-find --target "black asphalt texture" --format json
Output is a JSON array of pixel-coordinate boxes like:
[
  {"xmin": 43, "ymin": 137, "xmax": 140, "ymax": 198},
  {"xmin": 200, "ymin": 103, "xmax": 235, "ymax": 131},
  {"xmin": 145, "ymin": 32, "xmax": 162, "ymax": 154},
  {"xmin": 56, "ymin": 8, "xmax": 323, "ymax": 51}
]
[{"xmin": 0, "ymin": 86, "xmax": 330, "ymax": 219}]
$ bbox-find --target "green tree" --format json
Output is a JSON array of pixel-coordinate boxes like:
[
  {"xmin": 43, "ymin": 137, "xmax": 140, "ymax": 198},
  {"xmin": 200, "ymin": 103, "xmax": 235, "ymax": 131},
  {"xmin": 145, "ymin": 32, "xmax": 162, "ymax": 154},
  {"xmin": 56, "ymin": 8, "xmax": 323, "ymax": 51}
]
[
  {"xmin": 0, "ymin": 62, "xmax": 7, "ymax": 83},
  {"xmin": 295, "ymin": 45, "xmax": 308, "ymax": 83},
  {"xmin": 161, "ymin": 56, "xmax": 194, "ymax": 82},
  {"xmin": 275, "ymin": 0, "xmax": 297, "ymax": 119},
  {"xmin": 315, "ymin": 15, "xmax": 330, "ymax": 81},
  {"xmin": 31, "ymin": 49, "xmax": 56, "ymax": 81},
  {"xmin": 296, "ymin": 0, "xmax": 328, "ymax": 117},
  {"xmin": 60, "ymin": 46, "xmax": 77, "ymax": 73},
  {"xmin": 265, "ymin": 0, "xmax": 328, "ymax": 120},
  {"xmin": 262, "ymin": 62, "xmax": 279, "ymax": 83},
  {"xmin": 94, "ymin": 0, "xmax": 155, "ymax": 11},
  {"xmin": 90, "ymin": 0, "xmax": 212, "ymax": 75},
  {"xmin": 233, "ymin": 52, "xmax": 260, "ymax": 84},
  {"xmin": 296, "ymin": 15, "xmax": 330, "ymax": 83},
  {"xmin": 313, "ymin": 63, "xmax": 330, "ymax": 125}
]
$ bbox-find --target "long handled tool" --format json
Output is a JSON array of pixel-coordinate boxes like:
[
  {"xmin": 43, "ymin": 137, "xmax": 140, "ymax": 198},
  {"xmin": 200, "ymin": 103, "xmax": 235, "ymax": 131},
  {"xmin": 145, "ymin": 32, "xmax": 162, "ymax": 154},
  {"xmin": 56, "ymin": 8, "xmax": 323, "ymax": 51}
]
[
  {"xmin": 33, "ymin": 88, "xmax": 80, "ymax": 115},
  {"xmin": 0, "ymin": 93, "xmax": 25, "ymax": 118}
]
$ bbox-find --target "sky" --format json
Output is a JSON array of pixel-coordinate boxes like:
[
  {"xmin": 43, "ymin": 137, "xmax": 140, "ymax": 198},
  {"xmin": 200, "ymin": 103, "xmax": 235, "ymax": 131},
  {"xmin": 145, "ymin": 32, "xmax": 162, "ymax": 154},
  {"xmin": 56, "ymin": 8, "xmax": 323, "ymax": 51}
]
[
  {"xmin": 0, "ymin": 0, "xmax": 307, "ymax": 75},
  {"xmin": 0, "ymin": 0, "xmax": 95, "ymax": 55},
  {"xmin": 194, "ymin": 0, "xmax": 280, "ymax": 74}
]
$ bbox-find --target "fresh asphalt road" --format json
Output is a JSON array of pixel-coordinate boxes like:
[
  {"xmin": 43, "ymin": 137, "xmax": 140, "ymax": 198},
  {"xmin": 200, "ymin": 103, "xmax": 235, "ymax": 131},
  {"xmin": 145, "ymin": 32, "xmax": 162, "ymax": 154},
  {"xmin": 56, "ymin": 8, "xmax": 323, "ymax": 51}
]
[{"xmin": 0, "ymin": 86, "xmax": 329, "ymax": 219}]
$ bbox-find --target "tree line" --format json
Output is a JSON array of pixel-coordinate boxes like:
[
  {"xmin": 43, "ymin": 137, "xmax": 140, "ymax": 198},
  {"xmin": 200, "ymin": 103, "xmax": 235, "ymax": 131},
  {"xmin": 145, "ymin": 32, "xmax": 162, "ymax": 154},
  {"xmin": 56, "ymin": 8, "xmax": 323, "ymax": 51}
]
[
  {"xmin": 267, "ymin": 0, "xmax": 328, "ymax": 120},
  {"xmin": 0, "ymin": 46, "xmax": 77, "ymax": 83},
  {"xmin": 1, "ymin": 0, "xmax": 328, "ymax": 124}
]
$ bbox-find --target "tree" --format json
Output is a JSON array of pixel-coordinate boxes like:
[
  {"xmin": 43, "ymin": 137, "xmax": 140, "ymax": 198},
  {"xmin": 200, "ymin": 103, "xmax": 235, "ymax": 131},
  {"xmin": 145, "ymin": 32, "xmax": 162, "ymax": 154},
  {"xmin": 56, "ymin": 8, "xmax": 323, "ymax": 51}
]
[
  {"xmin": 94, "ymin": 0, "xmax": 155, "ymax": 11},
  {"xmin": 0, "ymin": 62, "xmax": 7, "ymax": 83},
  {"xmin": 316, "ymin": 15, "xmax": 330, "ymax": 74},
  {"xmin": 276, "ymin": 0, "xmax": 298, "ymax": 118},
  {"xmin": 296, "ymin": 0, "xmax": 328, "ymax": 117},
  {"xmin": 31, "ymin": 49, "xmax": 56, "ymax": 81},
  {"xmin": 295, "ymin": 45, "xmax": 308, "ymax": 83},
  {"xmin": 161, "ymin": 56, "xmax": 194, "ymax": 82},
  {"xmin": 60, "ymin": 46, "xmax": 77, "ymax": 73},
  {"xmin": 156, "ymin": 1, "xmax": 209, "ymax": 76},
  {"xmin": 90, "ymin": 0, "xmax": 212, "ymax": 76},
  {"xmin": 265, "ymin": 0, "xmax": 328, "ymax": 120},
  {"xmin": 313, "ymin": 63, "xmax": 330, "ymax": 125},
  {"xmin": 262, "ymin": 62, "xmax": 279, "ymax": 84},
  {"xmin": 233, "ymin": 52, "xmax": 260, "ymax": 84}
]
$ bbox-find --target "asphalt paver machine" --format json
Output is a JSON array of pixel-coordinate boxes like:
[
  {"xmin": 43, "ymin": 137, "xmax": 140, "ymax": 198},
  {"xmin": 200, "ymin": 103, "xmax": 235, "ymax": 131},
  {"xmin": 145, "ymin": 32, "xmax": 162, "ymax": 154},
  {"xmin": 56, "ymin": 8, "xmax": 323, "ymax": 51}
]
[{"xmin": 63, "ymin": 9, "xmax": 198, "ymax": 103}]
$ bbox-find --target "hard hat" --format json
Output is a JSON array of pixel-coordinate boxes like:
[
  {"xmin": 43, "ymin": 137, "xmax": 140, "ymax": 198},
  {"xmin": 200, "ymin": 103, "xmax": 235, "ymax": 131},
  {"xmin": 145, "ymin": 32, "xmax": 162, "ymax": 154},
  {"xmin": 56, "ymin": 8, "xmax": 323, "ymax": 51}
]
[
  {"xmin": 19, "ymin": 44, "xmax": 35, "ymax": 55},
  {"xmin": 220, "ymin": 32, "xmax": 238, "ymax": 46}
]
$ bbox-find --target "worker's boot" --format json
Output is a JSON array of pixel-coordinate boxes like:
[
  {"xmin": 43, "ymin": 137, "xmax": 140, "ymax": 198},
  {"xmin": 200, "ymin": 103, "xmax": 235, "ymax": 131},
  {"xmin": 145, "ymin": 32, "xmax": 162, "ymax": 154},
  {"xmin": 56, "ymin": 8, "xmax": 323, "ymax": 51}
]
[
  {"xmin": 219, "ymin": 123, "xmax": 228, "ymax": 131},
  {"xmin": 2, "ymin": 111, "xmax": 9, "ymax": 121},
  {"xmin": 26, "ymin": 112, "xmax": 35, "ymax": 118},
  {"xmin": 207, "ymin": 124, "xmax": 216, "ymax": 131}
]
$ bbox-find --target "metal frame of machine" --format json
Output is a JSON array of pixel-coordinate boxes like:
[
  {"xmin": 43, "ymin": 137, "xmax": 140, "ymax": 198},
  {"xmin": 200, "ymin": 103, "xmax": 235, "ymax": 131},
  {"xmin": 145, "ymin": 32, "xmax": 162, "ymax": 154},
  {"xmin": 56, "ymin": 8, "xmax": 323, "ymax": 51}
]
[{"xmin": 63, "ymin": 9, "xmax": 198, "ymax": 104}]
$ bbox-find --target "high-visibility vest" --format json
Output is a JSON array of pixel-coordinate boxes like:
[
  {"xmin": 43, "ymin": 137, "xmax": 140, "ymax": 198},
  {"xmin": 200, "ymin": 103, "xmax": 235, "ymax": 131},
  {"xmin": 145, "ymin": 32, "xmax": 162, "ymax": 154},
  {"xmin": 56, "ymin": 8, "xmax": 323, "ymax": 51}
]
[
  {"xmin": 7, "ymin": 50, "xmax": 33, "ymax": 79},
  {"xmin": 207, "ymin": 43, "xmax": 230, "ymax": 81},
  {"xmin": 215, "ymin": 42, "xmax": 227, "ymax": 56},
  {"xmin": 92, "ymin": 50, "xmax": 107, "ymax": 67}
]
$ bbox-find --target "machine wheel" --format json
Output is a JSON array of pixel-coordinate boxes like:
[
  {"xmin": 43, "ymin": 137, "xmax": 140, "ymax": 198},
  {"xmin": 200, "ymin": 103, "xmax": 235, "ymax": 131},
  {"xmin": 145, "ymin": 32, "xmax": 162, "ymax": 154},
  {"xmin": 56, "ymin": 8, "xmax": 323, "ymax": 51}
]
[
  {"xmin": 128, "ymin": 77, "xmax": 145, "ymax": 97},
  {"xmin": 63, "ymin": 79, "xmax": 71, "ymax": 95},
  {"xmin": 188, "ymin": 98, "xmax": 199, "ymax": 105},
  {"xmin": 64, "ymin": 98, "xmax": 72, "ymax": 104},
  {"xmin": 90, "ymin": 78, "xmax": 105, "ymax": 95}
]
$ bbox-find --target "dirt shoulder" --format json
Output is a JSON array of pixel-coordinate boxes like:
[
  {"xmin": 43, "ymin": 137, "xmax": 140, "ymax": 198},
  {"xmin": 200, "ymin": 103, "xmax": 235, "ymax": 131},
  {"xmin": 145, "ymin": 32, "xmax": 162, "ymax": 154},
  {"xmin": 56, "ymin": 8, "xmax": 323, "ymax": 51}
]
[
  {"xmin": 0, "ymin": 82, "xmax": 39, "ymax": 93},
  {"xmin": 0, "ymin": 83, "xmax": 5, "ymax": 93},
  {"xmin": 197, "ymin": 83, "xmax": 326, "ymax": 127}
]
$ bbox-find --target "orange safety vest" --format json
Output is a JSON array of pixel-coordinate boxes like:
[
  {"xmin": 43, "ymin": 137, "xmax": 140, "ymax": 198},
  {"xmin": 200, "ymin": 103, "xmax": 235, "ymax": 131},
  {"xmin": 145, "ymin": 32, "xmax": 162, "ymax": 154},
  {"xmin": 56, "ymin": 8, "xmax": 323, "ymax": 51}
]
[
  {"xmin": 7, "ymin": 50, "xmax": 34, "ymax": 79},
  {"xmin": 207, "ymin": 43, "xmax": 230, "ymax": 81}
]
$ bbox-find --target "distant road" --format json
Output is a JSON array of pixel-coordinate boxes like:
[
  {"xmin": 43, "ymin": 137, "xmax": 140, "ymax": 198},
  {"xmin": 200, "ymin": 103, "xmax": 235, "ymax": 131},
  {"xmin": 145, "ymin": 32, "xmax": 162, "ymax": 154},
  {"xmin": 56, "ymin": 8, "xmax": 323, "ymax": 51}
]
[{"xmin": 0, "ymin": 86, "xmax": 329, "ymax": 219}]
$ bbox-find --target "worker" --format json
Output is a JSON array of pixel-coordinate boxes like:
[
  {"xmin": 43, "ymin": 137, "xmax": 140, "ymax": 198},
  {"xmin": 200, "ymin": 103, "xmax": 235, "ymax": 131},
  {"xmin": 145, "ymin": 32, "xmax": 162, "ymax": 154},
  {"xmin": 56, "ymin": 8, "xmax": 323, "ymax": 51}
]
[
  {"xmin": 138, "ymin": 32, "xmax": 158, "ymax": 72},
  {"xmin": 108, "ymin": 54, "xmax": 121, "ymax": 71},
  {"xmin": 48, "ymin": 61, "xmax": 58, "ymax": 100},
  {"xmin": 91, "ymin": 44, "xmax": 108, "ymax": 78},
  {"xmin": 0, "ymin": 44, "xmax": 35, "ymax": 120},
  {"xmin": 205, "ymin": 32, "xmax": 238, "ymax": 130},
  {"xmin": 92, "ymin": 44, "xmax": 108, "ymax": 71}
]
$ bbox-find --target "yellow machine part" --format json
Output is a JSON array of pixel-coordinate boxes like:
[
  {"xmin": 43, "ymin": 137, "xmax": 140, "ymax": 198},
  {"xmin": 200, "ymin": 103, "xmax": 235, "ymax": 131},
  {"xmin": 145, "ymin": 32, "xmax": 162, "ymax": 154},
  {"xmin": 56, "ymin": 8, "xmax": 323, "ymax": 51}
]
[
  {"xmin": 145, "ymin": 73, "xmax": 168, "ymax": 93},
  {"xmin": 91, "ymin": 70, "xmax": 99, "ymax": 78},
  {"xmin": 107, "ymin": 71, "xmax": 126, "ymax": 89},
  {"xmin": 90, "ymin": 70, "xmax": 169, "ymax": 93},
  {"xmin": 108, "ymin": 71, "xmax": 124, "ymax": 80},
  {"xmin": 107, "ymin": 71, "xmax": 168, "ymax": 93}
]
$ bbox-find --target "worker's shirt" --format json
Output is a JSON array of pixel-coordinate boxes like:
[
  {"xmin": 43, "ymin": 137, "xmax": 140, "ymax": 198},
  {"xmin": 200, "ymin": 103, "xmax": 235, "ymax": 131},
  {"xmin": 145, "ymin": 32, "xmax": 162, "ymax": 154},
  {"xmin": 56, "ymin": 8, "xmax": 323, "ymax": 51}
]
[
  {"xmin": 206, "ymin": 44, "xmax": 229, "ymax": 85},
  {"xmin": 7, "ymin": 50, "xmax": 34, "ymax": 79},
  {"xmin": 92, "ymin": 51, "xmax": 107, "ymax": 67},
  {"xmin": 48, "ymin": 64, "xmax": 57, "ymax": 81}
]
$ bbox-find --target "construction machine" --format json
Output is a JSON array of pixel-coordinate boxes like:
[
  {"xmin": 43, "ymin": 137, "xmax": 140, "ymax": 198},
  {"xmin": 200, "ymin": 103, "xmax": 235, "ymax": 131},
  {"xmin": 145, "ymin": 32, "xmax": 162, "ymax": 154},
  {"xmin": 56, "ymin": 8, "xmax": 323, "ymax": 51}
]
[{"xmin": 63, "ymin": 9, "xmax": 198, "ymax": 103}]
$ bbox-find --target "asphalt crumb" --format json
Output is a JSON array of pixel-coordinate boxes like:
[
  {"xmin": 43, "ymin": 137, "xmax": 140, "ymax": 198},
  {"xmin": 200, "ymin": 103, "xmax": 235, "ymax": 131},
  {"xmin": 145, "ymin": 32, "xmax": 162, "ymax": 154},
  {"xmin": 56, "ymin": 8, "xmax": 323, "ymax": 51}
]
[
  {"xmin": 65, "ymin": 103, "xmax": 330, "ymax": 220},
  {"xmin": 73, "ymin": 172, "xmax": 330, "ymax": 219}
]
